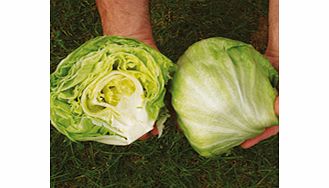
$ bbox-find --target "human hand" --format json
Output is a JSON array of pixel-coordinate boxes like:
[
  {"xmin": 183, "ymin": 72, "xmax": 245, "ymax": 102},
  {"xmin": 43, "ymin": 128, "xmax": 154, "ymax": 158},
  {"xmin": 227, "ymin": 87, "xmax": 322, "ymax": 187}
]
[
  {"xmin": 96, "ymin": 0, "xmax": 159, "ymax": 140},
  {"xmin": 241, "ymin": 0, "xmax": 279, "ymax": 149},
  {"xmin": 241, "ymin": 97, "xmax": 279, "ymax": 148},
  {"xmin": 240, "ymin": 47, "xmax": 279, "ymax": 148},
  {"xmin": 96, "ymin": 0, "xmax": 157, "ymax": 49}
]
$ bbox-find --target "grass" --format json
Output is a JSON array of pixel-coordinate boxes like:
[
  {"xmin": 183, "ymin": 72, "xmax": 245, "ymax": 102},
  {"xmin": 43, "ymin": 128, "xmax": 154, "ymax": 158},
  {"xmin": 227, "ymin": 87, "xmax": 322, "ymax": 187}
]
[{"xmin": 50, "ymin": 0, "xmax": 278, "ymax": 187}]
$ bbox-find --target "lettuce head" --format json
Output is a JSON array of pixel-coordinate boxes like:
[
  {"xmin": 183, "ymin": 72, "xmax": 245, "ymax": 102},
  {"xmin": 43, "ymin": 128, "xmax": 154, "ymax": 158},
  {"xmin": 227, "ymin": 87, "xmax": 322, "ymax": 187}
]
[
  {"xmin": 171, "ymin": 37, "xmax": 278, "ymax": 157},
  {"xmin": 50, "ymin": 36, "xmax": 176, "ymax": 145}
]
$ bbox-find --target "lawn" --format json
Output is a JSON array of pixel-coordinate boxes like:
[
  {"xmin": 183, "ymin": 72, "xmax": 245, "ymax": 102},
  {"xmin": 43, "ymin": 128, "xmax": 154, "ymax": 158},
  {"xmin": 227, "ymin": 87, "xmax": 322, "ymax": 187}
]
[{"xmin": 50, "ymin": 0, "xmax": 278, "ymax": 187}]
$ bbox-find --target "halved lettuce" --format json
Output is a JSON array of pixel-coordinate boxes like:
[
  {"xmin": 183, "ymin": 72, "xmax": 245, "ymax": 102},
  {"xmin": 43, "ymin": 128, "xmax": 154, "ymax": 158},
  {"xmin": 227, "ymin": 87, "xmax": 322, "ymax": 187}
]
[
  {"xmin": 51, "ymin": 36, "xmax": 176, "ymax": 145},
  {"xmin": 171, "ymin": 37, "xmax": 278, "ymax": 157}
]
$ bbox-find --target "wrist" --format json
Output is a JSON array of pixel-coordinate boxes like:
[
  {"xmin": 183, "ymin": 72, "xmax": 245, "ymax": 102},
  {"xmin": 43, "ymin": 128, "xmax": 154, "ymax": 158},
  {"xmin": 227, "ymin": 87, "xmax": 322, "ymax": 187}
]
[
  {"xmin": 266, "ymin": 0, "xmax": 279, "ymax": 70},
  {"xmin": 96, "ymin": 0, "xmax": 156, "ymax": 48}
]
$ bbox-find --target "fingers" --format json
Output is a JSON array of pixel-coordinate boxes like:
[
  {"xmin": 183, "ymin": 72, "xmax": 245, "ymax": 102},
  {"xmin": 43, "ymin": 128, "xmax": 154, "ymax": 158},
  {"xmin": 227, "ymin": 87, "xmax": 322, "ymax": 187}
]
[
  {"xmin": 141, "ymin": 97, "xmax": 280, "ymax": 142},
  {"xmin": 151, "ymin": 127, "xmax": 159, "ymax": 136},
  {"xmin": 240, "ymin": 125, "xmax": 279, "ymax": 149},
  {"xmin": 138, "ymin": 126, "xmax": 159, "ymax": 141},
  {"xmin": 240, "ymin": 96, "xmax": 279, "ymax": 148},
  {"xmin": 138, "ymin": 133, "xmax": 151, "ymax": 141}
]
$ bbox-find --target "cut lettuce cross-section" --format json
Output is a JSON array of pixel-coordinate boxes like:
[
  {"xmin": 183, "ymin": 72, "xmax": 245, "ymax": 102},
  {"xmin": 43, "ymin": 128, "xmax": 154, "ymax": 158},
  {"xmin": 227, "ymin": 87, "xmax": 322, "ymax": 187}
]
[{"xmin": 50, "ymin": 36, "xmax": 176, "ymax": 145}]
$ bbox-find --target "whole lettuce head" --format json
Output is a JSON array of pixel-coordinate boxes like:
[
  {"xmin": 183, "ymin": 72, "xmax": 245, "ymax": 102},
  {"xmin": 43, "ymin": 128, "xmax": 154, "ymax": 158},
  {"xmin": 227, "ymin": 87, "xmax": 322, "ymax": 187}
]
[
  {"xmin": 171, "ymin": 37, "xmax": 278, "ymax": 157},
  {"xmin": 51, "ymin": 36, "xmax": 176, "ymax": 145}
]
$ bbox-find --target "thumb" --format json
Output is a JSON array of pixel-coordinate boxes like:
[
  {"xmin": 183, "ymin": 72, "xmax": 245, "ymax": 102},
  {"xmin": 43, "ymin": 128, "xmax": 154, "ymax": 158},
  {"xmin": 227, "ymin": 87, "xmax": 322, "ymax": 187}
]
[{"xmin": 274, "ymin": 96, "xmax": 279, "ymax": 115}]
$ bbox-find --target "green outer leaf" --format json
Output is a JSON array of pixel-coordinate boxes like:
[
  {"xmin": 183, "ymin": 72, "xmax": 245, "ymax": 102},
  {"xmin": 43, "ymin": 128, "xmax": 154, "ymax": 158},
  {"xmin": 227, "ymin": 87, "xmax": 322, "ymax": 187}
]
[
  {"xmin": 171, "ymin": 37, "xmax": 278, "ymax": 157},
  {"xmin": 50, "ymin": 36, "xmax": 176, "ymax": 145}
]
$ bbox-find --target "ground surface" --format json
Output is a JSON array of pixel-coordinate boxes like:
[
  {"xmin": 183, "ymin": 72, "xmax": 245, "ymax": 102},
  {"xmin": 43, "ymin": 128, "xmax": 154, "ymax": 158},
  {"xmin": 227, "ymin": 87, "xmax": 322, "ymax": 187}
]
[{"xmin": 50, "ymin": 0, "xmax": 278, "ymax": 187}]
